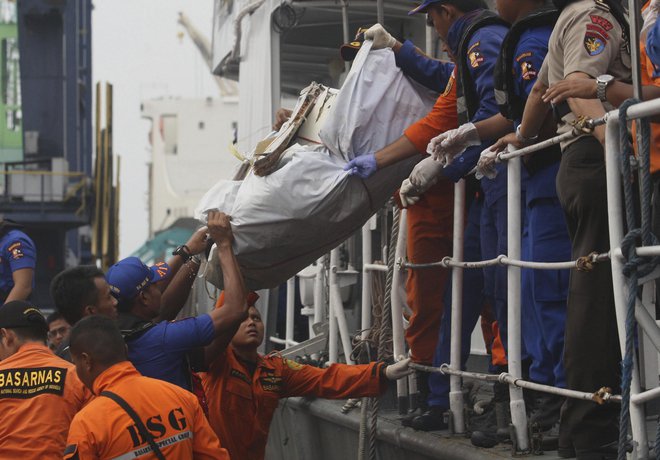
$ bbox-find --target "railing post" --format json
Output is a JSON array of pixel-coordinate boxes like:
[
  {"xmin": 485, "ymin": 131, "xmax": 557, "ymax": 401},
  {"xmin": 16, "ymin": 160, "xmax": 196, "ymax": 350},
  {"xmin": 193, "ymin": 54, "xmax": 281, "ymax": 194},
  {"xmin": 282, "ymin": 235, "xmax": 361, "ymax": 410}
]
[
  {"xmin": 329, "ymin": 250, "xmax": 339, "ymax": 363},
  {"xmin": 286, "ymin": 277, "xmax": 295, "ymax": 349},
  {"xmin": 506, "ymin": 151, "xmax": 529, "ymax": 451},
  {"xmin": 392, "ymin": 209, "xmax": 409, "ymax": 413},
  {"xmin": 449, "ymin": 179, "xmax": 466, "ymax": 433},
  {"xmin": 604, "ymin": 115, "xmax": 649, "ymax": 458},
  {"xmin": 361, "ymin": 223, "xmax": 373, "ymax": 340}
]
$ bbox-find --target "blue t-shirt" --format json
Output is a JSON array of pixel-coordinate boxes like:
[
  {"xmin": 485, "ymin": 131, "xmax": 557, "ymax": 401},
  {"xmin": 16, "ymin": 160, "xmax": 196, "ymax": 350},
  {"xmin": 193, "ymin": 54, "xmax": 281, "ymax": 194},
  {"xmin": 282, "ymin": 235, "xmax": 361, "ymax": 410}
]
[
  {"xmin": 395, "ymin": 40, "xmax": 454, "ymax": 92},
  {"xmin": 125, "ymin": 313, "xmax": 215, "ymax": 391},
  {"xmin": 513, "ymin": 26, "xmax": 556, "ymax": 203},
  {"xmin": 0, "ymin": 229, "xmax": 36, "ymax": 298},
  {"xmin": 647, "ymin": 18, "xmax": 660, "ymax": 78}
]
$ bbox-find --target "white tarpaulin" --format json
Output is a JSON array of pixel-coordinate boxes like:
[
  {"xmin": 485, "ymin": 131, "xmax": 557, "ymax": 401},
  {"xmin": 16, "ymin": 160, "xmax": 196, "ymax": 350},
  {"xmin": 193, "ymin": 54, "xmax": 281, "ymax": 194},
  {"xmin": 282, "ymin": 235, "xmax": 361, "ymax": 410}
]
[{"xmin": 196, "ymin": 42, "xmax": 435, "ymax": 289}]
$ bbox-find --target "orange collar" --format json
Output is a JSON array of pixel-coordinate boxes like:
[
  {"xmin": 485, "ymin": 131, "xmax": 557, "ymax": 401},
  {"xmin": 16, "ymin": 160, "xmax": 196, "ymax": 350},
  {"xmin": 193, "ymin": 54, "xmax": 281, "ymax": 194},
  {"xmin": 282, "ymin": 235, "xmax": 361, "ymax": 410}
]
[
  {"xmin": 92, "ymin": 361, "xmax": 141, "ymax": 395},
  {"xmin": 0, "ymin": 342, "xmax": 53, "ymax": 365}
]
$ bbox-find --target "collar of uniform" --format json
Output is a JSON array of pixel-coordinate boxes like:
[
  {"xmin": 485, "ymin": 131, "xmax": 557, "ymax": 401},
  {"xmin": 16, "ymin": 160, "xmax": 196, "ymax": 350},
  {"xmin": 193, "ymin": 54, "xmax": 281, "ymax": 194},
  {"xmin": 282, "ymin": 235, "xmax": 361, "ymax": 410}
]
[
  {"xmin": 228, "ymin": 347, "xmax": 274, "ymax": 372},
  {"xmin": 92, "ymin": 361, "xmax": 140, "ymax": 395},
  {"xmin": 447, "ymin": 9, "xmax": 484, "ymax": 56},
  {"xmin": 0, "ymin": 342, "xmax": 51, "ymax": 366}
]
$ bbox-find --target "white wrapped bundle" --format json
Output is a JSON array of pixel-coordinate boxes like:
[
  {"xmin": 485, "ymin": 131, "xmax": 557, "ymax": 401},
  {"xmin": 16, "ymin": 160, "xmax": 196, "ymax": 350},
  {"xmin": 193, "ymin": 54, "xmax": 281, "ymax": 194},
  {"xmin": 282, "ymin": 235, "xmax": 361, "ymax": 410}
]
[{"xmin": 195, "ymin": 42, "xmax": 435, "ymax": 289}]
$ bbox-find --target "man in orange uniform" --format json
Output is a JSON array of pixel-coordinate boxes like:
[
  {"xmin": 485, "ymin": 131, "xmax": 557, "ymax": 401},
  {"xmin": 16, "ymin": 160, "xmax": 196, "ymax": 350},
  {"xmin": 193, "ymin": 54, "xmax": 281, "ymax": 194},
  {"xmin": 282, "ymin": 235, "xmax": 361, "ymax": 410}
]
[
  {"xmin": 0, "ymin": 300, "xmax": 91, "ymax": 459},
  {"xmin": 201, "ymin": 294, "xmax": 412, "ymax": 460},
  {"xmin": 65, "ymin": 316, "xmax": 227, "ymax": 460}
]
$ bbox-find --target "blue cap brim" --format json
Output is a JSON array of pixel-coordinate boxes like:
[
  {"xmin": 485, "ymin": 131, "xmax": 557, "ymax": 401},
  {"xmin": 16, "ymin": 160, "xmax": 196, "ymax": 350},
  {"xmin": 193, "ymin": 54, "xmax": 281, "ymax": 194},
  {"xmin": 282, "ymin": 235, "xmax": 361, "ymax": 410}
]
[
  {"xmin": 150, "ymin": 262, "xmax": 170, "ymax": 284},
  {"xmin": 408, "ymin": 1, "xmax": 430, "ymax": 15}
]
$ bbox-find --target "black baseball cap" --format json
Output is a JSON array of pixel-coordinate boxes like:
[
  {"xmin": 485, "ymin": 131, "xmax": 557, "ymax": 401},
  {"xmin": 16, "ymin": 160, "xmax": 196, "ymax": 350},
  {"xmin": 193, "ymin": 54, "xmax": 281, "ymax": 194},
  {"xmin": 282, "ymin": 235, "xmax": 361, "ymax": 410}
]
[
  {"xmin": 340, "ymin": 26, "xmax": 371, "ymax": 61},
  {"xmin": 0, "ymin": 300, "xmax": 47, "ymax": 329}
]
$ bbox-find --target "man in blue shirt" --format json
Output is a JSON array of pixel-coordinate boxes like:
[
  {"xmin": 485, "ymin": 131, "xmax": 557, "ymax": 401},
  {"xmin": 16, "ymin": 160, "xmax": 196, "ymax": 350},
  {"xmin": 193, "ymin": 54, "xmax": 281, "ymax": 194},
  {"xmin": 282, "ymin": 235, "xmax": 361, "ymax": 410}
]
[
  {"xmin": 106, "ymin": 210, "xmax": 247, "ymax": 392},
  {"xmin": 0, "ymin": 219, "xmax": 36, "ymax": 304}
]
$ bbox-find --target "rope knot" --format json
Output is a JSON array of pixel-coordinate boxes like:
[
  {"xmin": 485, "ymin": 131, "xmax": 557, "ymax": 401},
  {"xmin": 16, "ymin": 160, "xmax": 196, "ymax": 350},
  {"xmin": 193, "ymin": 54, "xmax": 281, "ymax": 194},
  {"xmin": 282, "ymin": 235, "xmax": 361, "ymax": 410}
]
[{"xmin": 576, "ymin": 252, "xmax": 599, "ymax": 271}]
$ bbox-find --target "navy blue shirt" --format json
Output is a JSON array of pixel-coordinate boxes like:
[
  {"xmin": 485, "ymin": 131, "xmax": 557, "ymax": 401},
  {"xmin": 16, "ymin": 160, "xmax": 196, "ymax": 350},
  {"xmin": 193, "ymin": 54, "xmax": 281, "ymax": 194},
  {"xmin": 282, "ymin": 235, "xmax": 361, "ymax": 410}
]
[
  {"xmin": 124, "ymin": 313, "xmax": 215, "ymax": 391},
  {"xmin": 395, "ymin": 40, "xmax": 454, "ymax": 92},
  {"xmin": 513, "ymin": 25, "xmax": 555, "ymax": 202},
  {"xmin": 0, "ymin": 229, "xmax": 36, "ymax": 299},
  {"xmin": 647, "ymin": 18, "xmax": 660, "ymax": 78}
]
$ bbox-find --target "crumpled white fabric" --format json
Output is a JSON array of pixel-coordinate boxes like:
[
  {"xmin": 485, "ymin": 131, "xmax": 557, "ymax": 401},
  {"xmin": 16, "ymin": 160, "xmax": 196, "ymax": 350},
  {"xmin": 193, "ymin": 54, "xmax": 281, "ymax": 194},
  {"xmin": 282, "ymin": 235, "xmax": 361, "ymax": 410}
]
[
  {"xmin": 475, "ymin": 145, "xmax": 499, "ymax": 180},
  {"xmin": 195, "ymin": 43, "xmax": 435, "ymax": 290}
]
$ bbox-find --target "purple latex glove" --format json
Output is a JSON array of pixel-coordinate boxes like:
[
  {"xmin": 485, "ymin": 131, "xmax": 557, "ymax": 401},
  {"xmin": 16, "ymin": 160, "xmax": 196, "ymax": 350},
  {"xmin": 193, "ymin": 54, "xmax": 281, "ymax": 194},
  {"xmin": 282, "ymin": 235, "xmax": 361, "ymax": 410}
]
[{"xmin": 343, "ymin": 154, "xmax": 377, "ymax": 179}]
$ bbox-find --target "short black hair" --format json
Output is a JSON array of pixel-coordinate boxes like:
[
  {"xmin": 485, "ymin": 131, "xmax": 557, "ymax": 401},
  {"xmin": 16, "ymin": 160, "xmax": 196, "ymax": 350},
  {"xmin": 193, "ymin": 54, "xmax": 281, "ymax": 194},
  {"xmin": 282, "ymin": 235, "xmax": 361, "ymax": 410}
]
[
  {"xmin": 69, "ymin": 316, "xmax": 126, "ymax": 366},
  {"xmin": 50, "ymin": 266, "xmax": 105, "ymax": 325},
  {"xmin": 13, "ymin": 324, "xmax": 48, "ymax": 343},
  {"xmin": 431, "ymin": 0, "xmax": 488, "ymax": 13},
  {"xmin": 46, "ymin": 311, "xmax": 64, "ymax": 327}
]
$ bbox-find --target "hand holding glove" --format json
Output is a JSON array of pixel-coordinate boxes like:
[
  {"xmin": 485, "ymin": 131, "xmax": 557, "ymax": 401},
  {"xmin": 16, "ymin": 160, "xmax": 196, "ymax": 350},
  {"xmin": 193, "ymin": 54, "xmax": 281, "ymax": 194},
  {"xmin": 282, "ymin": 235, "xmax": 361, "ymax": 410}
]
[
  {"xmin": 343, "ymin": 154, "xmax": 378, "ymax": 179},
  {"xmin": 399, "ymin": 157, "xmax": 443, "ymax": 207},
  {"xmin": 399, "ymin": 179, "xmax": 421, "ymax": 208},
  {"xmin": 427, "ymin": 123, "xmax": 481, "ymax": 166},
  {"xmin": 364, "ymin": 24, "xmax": 397, "ymax": 49},
  {"xmin": 385, "ymin": 357, "xmax": 413, "ymax": 380},
  {"xmin": 475, "ymin": 146, "xmax": 499, "ymax": 180}
]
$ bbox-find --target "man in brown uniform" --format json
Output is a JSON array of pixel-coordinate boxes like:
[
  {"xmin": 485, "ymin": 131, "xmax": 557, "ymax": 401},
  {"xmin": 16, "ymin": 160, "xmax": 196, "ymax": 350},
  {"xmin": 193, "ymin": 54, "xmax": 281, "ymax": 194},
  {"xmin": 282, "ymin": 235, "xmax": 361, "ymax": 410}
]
[{"xmin": 494, "ymin": 0, "xmax": 630, "ymax": 457}]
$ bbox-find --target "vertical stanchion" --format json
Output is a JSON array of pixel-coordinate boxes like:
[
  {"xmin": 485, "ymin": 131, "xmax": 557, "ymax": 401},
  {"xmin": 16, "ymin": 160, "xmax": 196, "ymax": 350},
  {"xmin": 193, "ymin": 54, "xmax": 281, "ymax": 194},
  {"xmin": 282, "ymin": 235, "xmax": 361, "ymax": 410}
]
[
  {"xmin": 449, "ymin": 179, "xmax": 466, "ymax": 434},
  {"xmin": 286, "ymin": 277, "xmax": 295, "ymax": 349},
  {"xmin": 329, "ymin": 249, "xmax": 339, "ymax": 363},
  {"xmin": 313, "ymin": 255, "xmax": 326, "ymax": 334},
  {"xmin": 604, "ymin": 117, "xmax": 649, "ymax": 458},
  {"xmin": 341, "ymin": 1, "xmax": 350, "ymax": 73},
  {"xmin": 392, "ymin": 209, "xmax": 409, "ymax": 414},
  {"xmin": 507, "ymin": 152, "xmax": 529, "ymax": 451},
  {"xmin": 361, "ymin": 223, "xmax": 373, "ymax": 340},
  {"xmin": 376, "ymin": 0, "xmax": 384, "ymax": 24}
]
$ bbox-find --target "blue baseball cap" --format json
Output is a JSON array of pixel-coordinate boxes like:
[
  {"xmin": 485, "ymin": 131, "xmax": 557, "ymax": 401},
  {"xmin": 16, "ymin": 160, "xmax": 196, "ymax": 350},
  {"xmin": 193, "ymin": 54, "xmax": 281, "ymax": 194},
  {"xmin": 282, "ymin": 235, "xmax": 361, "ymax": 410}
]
[
  {"xmin": 408, "ymin": 0, "xmax": 443, "ymax": 15},
  {"xmin": 106, "ymin": 257, "xmax": 170, "ymax": 301}
]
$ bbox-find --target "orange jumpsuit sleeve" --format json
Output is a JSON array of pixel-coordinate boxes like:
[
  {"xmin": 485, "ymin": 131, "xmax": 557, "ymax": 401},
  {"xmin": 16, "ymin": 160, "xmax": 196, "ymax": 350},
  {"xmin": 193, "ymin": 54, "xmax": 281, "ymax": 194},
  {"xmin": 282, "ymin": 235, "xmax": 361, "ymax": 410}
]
[
  {"xmin": 64, "ymin": 415, "xmax": 99, "ymax": 459},
  {"xmin": 190, "ymin": 397, "xmax": 230, "ymax": 460},
  {"xmin": 280, "ymin": 359, "xmax": 387, "ymax": 399},
  {"xmin": 403, "ymin": 70, "xmax": 458, "ymax": 153}
]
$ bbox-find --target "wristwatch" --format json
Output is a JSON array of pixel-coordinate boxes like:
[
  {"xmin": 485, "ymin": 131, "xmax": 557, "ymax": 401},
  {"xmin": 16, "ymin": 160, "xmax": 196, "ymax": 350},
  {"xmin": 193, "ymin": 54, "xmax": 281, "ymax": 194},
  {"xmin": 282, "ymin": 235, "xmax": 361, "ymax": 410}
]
[
  {"xmin": 515, "ymin": 124, "xmax": 538, "ymax": 144},
  {"xmin": 596, "ymin": 74, "xmax": 614, "ymax": 103},
  {"xmin": 172, "ymin": 244, "xmax": 191, "ymax": 262}
]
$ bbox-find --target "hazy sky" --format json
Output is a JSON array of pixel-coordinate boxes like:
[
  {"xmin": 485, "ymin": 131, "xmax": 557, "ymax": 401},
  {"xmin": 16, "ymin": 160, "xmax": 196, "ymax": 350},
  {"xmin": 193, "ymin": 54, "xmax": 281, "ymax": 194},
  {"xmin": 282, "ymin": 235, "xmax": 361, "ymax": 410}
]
[{"xmin": 93, "ymin": 0, "xmax": 218, "ymax": 257}]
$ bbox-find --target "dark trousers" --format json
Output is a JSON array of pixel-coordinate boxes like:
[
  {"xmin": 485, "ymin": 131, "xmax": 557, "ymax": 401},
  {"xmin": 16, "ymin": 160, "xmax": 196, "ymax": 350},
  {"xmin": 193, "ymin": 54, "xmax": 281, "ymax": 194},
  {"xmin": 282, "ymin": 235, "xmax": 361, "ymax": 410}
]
[{"xmin": 555, "ymin": 137, "xmax": 621, "ymax": 450}]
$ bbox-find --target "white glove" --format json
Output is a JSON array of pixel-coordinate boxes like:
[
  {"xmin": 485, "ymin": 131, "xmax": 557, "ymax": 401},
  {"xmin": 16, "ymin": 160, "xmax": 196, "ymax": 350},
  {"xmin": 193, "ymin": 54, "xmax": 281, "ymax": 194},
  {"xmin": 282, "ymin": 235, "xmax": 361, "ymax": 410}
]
[
  {"xmin": 427, "ymin": 123, "xmax": 481, "ymax": 166},
  {"xmin": 399, "ymin": 157, "xmax": 444, "ymax": 207},
  {"xmin": 399, "ymin": 179, "xmax": 421, "ymax": 208},
  {"xmin": 475, "ymin": 145, "xmax": 499, "ymax": 180},
  {"xmin": 642, "ymin": 0, "xmax": 660, "ymax": 40},
  {"xmin": 385, "ymin": 357, "xmax": 413, "ymax": 380},
  {"xmin": 364, "ymin": 24, "xmax": 396, "ymax": 49}
]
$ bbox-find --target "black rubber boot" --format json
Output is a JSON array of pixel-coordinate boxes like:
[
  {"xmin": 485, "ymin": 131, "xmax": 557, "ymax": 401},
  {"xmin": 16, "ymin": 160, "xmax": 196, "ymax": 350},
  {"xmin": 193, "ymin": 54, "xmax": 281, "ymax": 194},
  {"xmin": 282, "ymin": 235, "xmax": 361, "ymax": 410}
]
[
  {"xmin": 410, "ymin": 405, "xmax": 448, "ymax": 431},
  {"xmin": 530, "ymin": 394, "xmax": 564, "ymax": 432},
  {"xmin": 470, "ymin": 382, "xmax": 511, "ymax": 447},
  {"xmin": 401, "ymin": 371, "xmax": 429, "ymax": 427}
]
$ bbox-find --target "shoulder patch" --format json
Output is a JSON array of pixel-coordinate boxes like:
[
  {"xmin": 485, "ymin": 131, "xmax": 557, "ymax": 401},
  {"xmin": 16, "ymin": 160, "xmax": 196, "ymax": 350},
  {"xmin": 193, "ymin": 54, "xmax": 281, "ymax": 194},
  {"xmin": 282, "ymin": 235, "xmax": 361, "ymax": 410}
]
[
  {"xmin": 7, "ymin": 242, "xmax": 24, "ymax": 260},
  {"xmin": 589, "ymin": 14, "xmax": 613, "ymax": 31},
  {"xmin": 515, "ymin": 51, "xmax": 532, "ymax": 63},
  {"xmin": 284, "ymin": 358, "xmax": 303, "ymax": 371},
  {"xmin": 584, "ymin": 34, "xmax": 606, "ymax": 56},
  {"xmin": 468, "ymin": 49, "xmax": 484, "ymax": 68},
  {"xmin": 520, "ymin": 61, "xmax": 538, "ymax": 81}
]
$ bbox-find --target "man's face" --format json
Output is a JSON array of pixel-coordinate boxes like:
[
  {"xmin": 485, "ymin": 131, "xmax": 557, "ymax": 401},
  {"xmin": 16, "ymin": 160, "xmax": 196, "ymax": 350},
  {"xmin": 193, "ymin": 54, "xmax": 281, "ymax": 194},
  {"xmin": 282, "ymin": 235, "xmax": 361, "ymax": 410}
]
[
  {"xmin": 231, "ymin": 306, "xmax": 264, "ymax": 349},
  {"xmin": 141, "ymin": 283, "xmax": 162, "ymax": 319},
  {"xmin": 91, "ymin": 277, "xmax": 118, "ymax": 319},
  {"xmin": 427, "ymin": 4, "xmax": 452, "ymax": 42},
  {"xmin": 71, "ymin": 351, "xmax": 94, "ymax": 391},
  {"xmin": 47, "ymin": 318, "xmax": 71, "ymax": 350}
]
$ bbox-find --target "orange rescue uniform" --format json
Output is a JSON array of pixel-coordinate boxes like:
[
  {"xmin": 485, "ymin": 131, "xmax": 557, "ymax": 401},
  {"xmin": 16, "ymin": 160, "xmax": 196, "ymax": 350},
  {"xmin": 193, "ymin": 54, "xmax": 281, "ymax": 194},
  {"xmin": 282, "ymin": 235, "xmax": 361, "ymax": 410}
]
[
  {"xmin": 202, "ymin": 347, "xmax": 387, "ymax": 460},
  {"xmin": 0, "ymin": 342, "xmax": 91, "ymax": 459},
  {"xmin": 399, "ymin": 70, "xmax": 458, "ymax": 364},
  {"xmin": 65, "ymin": 361, "xmax": 227, "ymax": 460},
  {"xmin": 639, "ymin": 40, "xmax": 660, "ymax": 173}
]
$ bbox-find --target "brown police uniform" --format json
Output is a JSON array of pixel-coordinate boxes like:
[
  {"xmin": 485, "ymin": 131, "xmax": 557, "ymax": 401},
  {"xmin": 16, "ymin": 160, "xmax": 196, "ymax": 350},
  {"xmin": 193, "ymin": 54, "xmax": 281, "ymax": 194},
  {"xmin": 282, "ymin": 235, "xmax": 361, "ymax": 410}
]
[
  {"xmin": 65, "ymin": 361, "xmax": 227, "ymax": 460},
  {"xmin": 537, "ymin": 0, "xmax": 631, "ymax": 451},
  {"xmin": 0, "ymin": 343, "xmax": 91, "ymax": 459}
]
